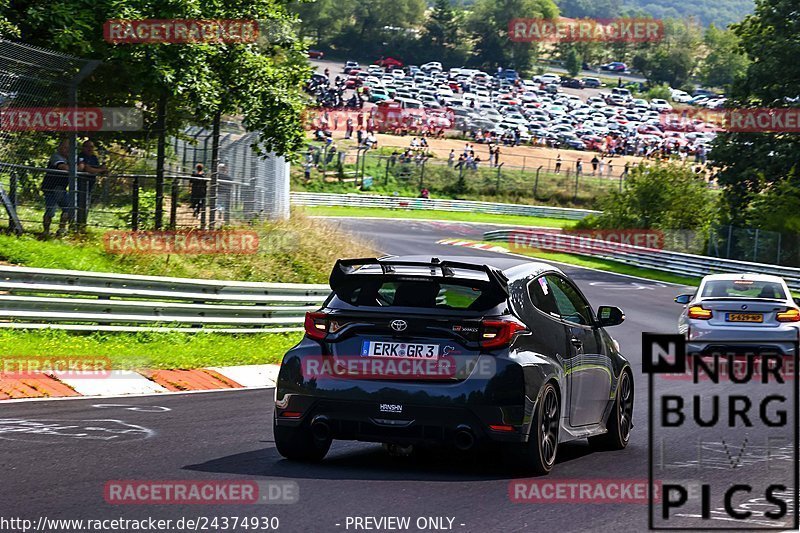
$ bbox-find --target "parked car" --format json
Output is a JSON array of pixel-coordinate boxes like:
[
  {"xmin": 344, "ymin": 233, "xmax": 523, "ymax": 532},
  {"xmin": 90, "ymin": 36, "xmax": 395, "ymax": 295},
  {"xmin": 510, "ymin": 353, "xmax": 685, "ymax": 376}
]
[
  {"xmin": 274, "ymin": 256, "xmax": 632, "ymax": 474},
  {"xmin": 561, "ymin": 78, "xmax": 585, "ymax": 89},
  {"xmin": 376, "ymin": 57, "xmax": 404, "ymax": 69},
  {"xmin": 582, "ymin": 77, "xmax": 602, "ymax": 88},
  {"xmin": 600, "ymin": 62, "xmax": 627, "ymax": 72},
  {"xmin": 308, "ymin": 49, "xmax": 324, "ymax": 59},
  {"xmin": 343, "ymin": 61, "xmax": 360, "ymax": 74}
]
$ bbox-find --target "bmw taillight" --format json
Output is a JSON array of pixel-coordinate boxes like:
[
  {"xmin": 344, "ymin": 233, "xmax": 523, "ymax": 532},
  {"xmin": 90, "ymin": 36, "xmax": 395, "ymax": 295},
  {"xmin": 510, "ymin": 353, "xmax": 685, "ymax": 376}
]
[
  {"xmin": 688, "ymin": 306, "xmax": 712, "ymax": 320},
  {"xmin": 304, "ymin": 312, "xmax": 328, "ymax": 340},
  {"xmin": 777, "ymin": 308, "xmax": 800, "ymax": 322},
  {"xmin": 480, "ymin": 319, "xmax": 528, "ymax": 349}
]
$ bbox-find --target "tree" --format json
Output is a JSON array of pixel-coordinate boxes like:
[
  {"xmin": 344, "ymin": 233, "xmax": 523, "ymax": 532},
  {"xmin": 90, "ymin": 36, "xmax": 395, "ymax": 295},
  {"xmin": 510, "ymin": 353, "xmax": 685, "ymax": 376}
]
[
  {"xmin": 711, "ymin": 0, "xmax": 800, "ymax": 225},
  {"xmin": 577, "ymin": 162, "xmax": 716, "ymax": 231},
  {"xmin": 564, "ymin": 47, "xmax": 581, "ymax": 77},
  {"xmin": 466, "ymin": 0, "xmax": 559, "ymax": 72},
  {"xmin": 698, "ymin": 24, "xmax": 749, "ymax": 90},
  {"xmin": 632, "ymin": 18, "xmax": 702, "ymax": 87}
]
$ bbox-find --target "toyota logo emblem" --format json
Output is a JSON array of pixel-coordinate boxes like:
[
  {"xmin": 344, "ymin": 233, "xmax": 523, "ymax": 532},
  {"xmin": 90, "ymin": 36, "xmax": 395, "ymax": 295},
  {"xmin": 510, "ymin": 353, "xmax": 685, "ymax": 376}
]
[{"xmin": 390, "ymin": 320, "xmax": 408, "ymax": 332}]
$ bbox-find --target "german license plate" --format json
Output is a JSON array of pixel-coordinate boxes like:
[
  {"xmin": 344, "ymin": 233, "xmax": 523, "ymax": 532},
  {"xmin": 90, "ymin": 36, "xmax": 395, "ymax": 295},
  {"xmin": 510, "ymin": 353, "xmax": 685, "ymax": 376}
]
[
  {"xmin": 361, "ymin": 341, "xmax": 440, "ymax": 359},
  {"xmin": 726, "ymin": 313, "xmax": 763, "ymax": 323}
]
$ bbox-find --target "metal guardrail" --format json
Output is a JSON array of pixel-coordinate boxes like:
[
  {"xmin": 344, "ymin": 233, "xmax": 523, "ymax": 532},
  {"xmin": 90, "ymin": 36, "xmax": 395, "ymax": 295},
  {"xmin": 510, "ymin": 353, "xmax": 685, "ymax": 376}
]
[
  {"xmin": 484, "ymin": 229, "xmax": 800, "ymax": 290},
  {"xmin": 291, "ymin": 192, "xmax": 599, "ymax": 220},
  {"xmin": 0, "ymin": 265, "xmax": 330, "ymax": 332}
]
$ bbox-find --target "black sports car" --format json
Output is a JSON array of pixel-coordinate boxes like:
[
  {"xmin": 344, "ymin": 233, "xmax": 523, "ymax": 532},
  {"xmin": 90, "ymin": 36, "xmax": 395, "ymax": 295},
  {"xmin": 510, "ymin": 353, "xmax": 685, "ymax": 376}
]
[{"xmin": 274, "ymin": 256, "xmax": 633, "ymax": 474}]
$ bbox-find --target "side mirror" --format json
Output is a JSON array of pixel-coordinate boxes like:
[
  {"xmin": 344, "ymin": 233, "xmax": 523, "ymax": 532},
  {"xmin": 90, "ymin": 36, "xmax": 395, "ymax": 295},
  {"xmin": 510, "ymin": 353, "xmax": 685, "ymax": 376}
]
[
  {"xmin": 597, "ymin": 305, "xmax": 625, "ymax": 327},
  {"xmin": 674, "ymin": 294, "xmax": 694, "ymax": 305}
]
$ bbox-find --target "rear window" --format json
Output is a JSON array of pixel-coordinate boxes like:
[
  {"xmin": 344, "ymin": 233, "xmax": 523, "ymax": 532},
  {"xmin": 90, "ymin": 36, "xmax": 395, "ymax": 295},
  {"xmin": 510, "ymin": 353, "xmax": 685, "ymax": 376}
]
[
  {"xmin": 701, "ymin": 280, "xmax": 786, "ymax": 300},
  {"xmin": 334, "ymin": 280, "xmax": 498, "ymax": 310}
]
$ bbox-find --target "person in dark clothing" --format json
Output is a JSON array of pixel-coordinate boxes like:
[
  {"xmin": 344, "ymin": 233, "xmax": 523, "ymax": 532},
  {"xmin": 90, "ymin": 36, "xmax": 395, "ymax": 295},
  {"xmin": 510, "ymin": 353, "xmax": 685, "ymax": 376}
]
[
  {"xmin": 555, "ymin": 154, "xmax": 562, "ymax": 173},
  {"xmin": 41, "ymin": 139, "xmax": 73, "ymax": 237},
  {"xmin": 76, "ymin": 139, "xmax": 106, "ymax": 217},
  {"xmin": 190, "ymin": 163, "xmax": 207, "ymax": 218}
]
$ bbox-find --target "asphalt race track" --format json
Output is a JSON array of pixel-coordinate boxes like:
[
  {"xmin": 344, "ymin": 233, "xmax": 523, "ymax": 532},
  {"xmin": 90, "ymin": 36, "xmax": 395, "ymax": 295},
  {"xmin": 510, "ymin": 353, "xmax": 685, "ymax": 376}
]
[{"xmin": 1, "ymin": 218, "xmax": 796, "ymax": 532}]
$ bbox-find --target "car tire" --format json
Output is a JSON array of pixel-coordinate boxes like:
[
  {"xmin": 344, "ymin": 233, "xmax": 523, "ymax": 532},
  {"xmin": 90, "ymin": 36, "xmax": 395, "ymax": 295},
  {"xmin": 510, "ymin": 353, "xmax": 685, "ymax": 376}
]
[
  {"xmin": 519, "ymin": 382, "xmax": 560, "ymax": 474},
  {"xmin": 589, "ymin": 369, "xmax": 633, "ymax": 451},
  {"xmin": 273, "ymin": 418, "xmax": 331, "ymax": 462}
]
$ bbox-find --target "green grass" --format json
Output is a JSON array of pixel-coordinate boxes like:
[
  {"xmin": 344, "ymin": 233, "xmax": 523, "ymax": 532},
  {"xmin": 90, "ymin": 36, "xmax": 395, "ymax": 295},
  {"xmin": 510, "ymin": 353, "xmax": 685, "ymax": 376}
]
[
  {"xmin": 0, "ymin": 211, "xmax": 375, "ymax": 283},
  {"xmin": 0, "ymin": 330, "xmax": 303, "ymax": 369},
  {"xmin": 484, "ymin": 241, "xmax": 701, "ymax": 286},
  {"xmin": 303, "ymin": 206, "xmax": 578, "ymax": 229}
]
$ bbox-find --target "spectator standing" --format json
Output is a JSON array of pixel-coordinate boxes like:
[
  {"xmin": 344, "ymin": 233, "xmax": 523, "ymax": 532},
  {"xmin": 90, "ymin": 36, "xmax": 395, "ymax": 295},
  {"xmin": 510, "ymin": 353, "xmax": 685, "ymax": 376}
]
[
  {"xmin": 555, "ymin": 154, "xmax": 562, "ymax": 173},
  {"xmin": 494, "ymin": 146, "xmax": 501, "ymax": 167},
  {"xmin": 190, "ymin": 163, "xmax": 207, "ymax": 218},
  {"xmin": 41, "ymin": 139, "xmax": 72, "ymax": 237},
  {"xmin": 76, "ymin": 139, "xmax": 107, "ymax": 223},
  {"xmin": 448, "ymin": 149, "xmax": 455, "ymax": 167},
  {"xmin": 419, "ymin": 187, "xmax": 429, "ymax": 199},
  {"xmin": 590, "ymin": 155, "xmax": 599, "ymax": 175},
  {"xmin": 598, "ymin": 157, "xmax": 605, "ymax": 176},
  {"xmin": 576, "ymin": 158, "xmax": 583, "ymax": 176}
]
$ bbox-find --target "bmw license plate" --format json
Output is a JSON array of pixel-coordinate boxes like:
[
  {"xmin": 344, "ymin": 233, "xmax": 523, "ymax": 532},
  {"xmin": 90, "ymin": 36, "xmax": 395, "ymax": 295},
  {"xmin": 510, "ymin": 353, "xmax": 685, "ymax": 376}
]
[
  {"xmin": 361, "ymin": 341, "xmax": 440, "ymax": 359},
  {"xmin": 726, "ymin": 313, "xmax": 763, "ymax": 323}
]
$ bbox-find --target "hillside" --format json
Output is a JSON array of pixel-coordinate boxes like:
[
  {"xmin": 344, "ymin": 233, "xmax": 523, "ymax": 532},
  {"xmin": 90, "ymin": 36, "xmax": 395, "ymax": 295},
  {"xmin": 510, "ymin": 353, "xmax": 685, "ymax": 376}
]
[{"xmin": 620, "ymin": 0, "xmax": 753, "ymax": 27}]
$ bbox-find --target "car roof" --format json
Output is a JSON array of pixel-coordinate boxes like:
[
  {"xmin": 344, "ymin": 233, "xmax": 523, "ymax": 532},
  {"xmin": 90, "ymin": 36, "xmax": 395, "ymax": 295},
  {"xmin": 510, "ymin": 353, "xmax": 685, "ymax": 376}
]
[
  {"xmin": 379, "ymin": 255, "xmax": 563, "ymax": 282},
  {"xmin": 701, "ymin": 273, "xmax": 787, "ymax": 284}
]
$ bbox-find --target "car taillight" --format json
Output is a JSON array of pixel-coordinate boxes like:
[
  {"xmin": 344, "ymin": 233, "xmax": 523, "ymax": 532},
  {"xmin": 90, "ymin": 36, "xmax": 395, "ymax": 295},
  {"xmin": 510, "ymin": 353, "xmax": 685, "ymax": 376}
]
[
  {"xmin": 688, "ymin": 306, "xmax": 712, "ymax": 320},
  {"xmin": 777, "ymin": 308, "xmax": 800, "ymax": 322},
  {"xmin": 304, "ymin": 312, "xmax": 328, "ymax": 340},
  {"xmin": 480, "ymin": 319, "xmax": 528, "ymax": 349}
]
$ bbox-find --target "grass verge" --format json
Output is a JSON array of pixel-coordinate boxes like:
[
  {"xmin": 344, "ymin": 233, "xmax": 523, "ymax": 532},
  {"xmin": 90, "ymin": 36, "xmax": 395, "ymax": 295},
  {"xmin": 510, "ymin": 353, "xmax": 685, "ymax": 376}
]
[
  {"xmin": 0, "ymin": 210, "xmax": 375, "ymax": 283},
  {"xmin": 484, "ymin": 241, "xmax": 700, "ymax": 286},
  {"xmin": 303, "ymin": 206, "xmax": 578, "ymax": 229},
  {"xmin": 0, "ymin": 330, "xmax": 303, "ymax": 369}
]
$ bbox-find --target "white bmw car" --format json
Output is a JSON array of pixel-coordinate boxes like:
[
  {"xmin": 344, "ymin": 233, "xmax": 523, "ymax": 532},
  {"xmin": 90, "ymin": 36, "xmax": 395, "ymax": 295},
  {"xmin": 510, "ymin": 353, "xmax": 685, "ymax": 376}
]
[{"xmin": 675, "ymin": 274, "xmax": 800, "ymax": 356}]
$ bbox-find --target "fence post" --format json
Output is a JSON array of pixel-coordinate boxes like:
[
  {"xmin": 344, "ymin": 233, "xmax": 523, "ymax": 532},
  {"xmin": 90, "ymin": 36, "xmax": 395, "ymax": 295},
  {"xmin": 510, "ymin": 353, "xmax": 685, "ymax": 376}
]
[
  {"xmin": 9, "ymin": 171, "xmax": 17, "ymax": 207},
  {"xmin": 420, "ymin": 158, "xmax": 426, "ymax": 189},
  {"xmin": 726, "ymin": 225, "xmax": 732, "ymax": 258},
  {"xmin": 131, "ymin": 176, "xmax": 140, "ymax": 231},
  {"xmin": 753, "ymin": 228, "xmax": 759, "ymax": 262},
  {"xmin": 385, "ymin": 157, "xmax": 391, "ymax": 184},
  {"xmin": 533, "ymin": 166, "xmax": 542, "ymax": 199},
  {"xmin": 496, "ymin": 163, "xmax": 503, "ymax": 192},
  {"xmin": 573, "ymin": 170, "xmax": 580, "ymax": 201},
  {"xmin": 777, "ymin": 232, "xmax": 782, "ymax": 265},
  {"xmin": 169, "ymin": 176, "xmax": 179, "ymax": 229}
]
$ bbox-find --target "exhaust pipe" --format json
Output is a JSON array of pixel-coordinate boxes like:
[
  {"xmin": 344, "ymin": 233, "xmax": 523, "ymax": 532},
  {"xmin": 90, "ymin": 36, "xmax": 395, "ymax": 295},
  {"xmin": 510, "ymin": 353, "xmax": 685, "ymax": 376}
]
[
  {"xmin": 310, "ymin": 416, "xmax": 331, "ymax": 442},
  {"xmin": 454, "ymin": 425, "xmax": 475, "ymax": 451}
]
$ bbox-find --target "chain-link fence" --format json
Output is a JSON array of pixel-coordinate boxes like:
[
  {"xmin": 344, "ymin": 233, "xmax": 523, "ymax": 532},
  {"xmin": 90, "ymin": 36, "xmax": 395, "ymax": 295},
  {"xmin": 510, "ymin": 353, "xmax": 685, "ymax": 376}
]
[
  {"xmin": 293, "ymin": 147, "xmax": 636, "ymax": 207},
  {"xmin": 0, "ymin": 39, "xmax": 290, "ymax": 234},
  {"xmin": 707, "ymin": 226, "xmax": 800, "ymax": 267}
]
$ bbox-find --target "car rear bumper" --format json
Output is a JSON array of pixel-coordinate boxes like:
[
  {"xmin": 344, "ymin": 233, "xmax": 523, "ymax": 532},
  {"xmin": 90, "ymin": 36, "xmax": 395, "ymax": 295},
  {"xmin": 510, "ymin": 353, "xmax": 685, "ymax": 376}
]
[{"xmin": 274, "ymin": 395, "xmax": 529, "ymax": 446}]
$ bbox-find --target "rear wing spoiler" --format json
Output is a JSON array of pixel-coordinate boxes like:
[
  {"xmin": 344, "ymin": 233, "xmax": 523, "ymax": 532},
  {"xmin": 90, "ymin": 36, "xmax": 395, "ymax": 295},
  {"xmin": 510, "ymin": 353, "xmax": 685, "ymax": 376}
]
[{"xmin": 329, "ymin": 257, "xmax": 510, "ymax": 298}]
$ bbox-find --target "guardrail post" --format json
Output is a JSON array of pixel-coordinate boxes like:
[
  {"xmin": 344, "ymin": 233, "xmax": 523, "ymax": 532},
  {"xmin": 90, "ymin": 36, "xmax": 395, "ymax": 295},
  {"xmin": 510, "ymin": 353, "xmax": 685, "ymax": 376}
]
[{"xmin": 131, "ymin": 176, "xmax": 140, "ymax": 231}]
